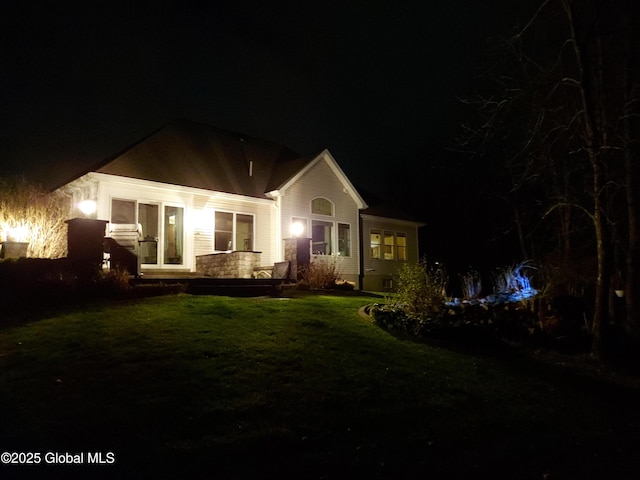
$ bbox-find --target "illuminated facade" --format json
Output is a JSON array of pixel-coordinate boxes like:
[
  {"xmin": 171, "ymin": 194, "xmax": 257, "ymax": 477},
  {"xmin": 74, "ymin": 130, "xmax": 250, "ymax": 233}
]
[{"xmin": 57, "ymin": 120, "xmax": 423, "ymax": 289}]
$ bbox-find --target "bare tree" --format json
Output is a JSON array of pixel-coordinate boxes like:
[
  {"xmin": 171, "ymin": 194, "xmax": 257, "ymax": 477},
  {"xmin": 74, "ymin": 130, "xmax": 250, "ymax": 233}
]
[
  {"xmin": 0, "ymin": 177, "xmax": 68, "ymax": 258},
  {"xmin": 457, "ymin": 0, "xmax": 640, "ymax": 358}
]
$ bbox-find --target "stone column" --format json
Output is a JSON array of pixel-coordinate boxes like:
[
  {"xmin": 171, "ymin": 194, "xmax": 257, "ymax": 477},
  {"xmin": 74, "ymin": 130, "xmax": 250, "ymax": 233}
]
[
  {"xmin": 283, "ymin": 237, "xmax": 311, "ymax": 281},
  {"xmin": 65, "ymin": 218, "xmax": 108, "ymax": 274}
]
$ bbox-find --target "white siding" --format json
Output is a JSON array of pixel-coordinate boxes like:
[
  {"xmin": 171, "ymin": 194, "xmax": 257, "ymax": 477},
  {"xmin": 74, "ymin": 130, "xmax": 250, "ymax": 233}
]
[
  {"xmin": 65, "ymin": 173, "xmax": 278, "ymax": 272},
  {"xmin": 194, "ymin": 194, "xmax": 278, "ymax": 265},
  {"xmin": 280, "ymin": 157, "xmax": 361, "ymax": 281}
]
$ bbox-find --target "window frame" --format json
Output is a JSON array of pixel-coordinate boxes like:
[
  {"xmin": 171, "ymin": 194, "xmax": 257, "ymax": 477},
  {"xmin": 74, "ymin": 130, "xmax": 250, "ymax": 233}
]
[
  {"xmin": 370, "ymin": 229, "xmax": 382, "ymax": 259},
  {"xmin": 337, "ymin": 222, "xmax": 351, "ymax": 257},
  {"xmin": 214, "ymin": 210, "xmax": 255, "ymax": 252},
  {"xmin": 311, "ymin": 219, "xmax": 333, "ymax": 255},
  {"xmin": 109, "ymin": 197, "xmax": 184, "ymax": 267},
  {"xmin": 369, "ymin": 229, "xmax": 408, "ymax": 261},
  {"xmin": 310, "ymin": 197, "xmax": 334, "ymax": 217},
  {"xmin": 396, "ymin": 232, "xmax": 407, "ymax": 261}
]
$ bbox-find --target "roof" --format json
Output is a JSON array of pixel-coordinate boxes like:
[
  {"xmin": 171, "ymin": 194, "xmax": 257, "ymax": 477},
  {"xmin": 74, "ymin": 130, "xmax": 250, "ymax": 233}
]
[
  {"xmin": 83, "ymin": 119, "xmax": 314, "ymax": 199},
  {"xmin": 59, "ymin": 119, "xmax": 420, "ymax": 223},
  {"xmin": 358, "ymin": 187, "xmax": 426, "ymax": 225}
]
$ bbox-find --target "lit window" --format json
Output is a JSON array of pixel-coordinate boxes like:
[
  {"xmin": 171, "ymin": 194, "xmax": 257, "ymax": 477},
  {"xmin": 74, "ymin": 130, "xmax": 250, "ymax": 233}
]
[
  {"xmin": 397, "ymin": 232, "xmax": 407, "ymax": 261},
  {"xmin": 338, "ymin": 223, "xmax": 350, "ymax": 257},
  {"xmin": 311, "ymin": 198, "xmax": 333, "ymax": 216},
  {"xmin": 370, "ymin": 230, "xmax": 407, "ymax": 261},
  {"xmin": 384, "ymin": 231, "xmax": 394, "ymax": 260},
  {"xmin": 164, "ymin": 206, "xmax": 184, "ymax": 264},
  {"xmin": 370, "ymin": 229, "xmax": 381, "ymax": 259},
  {"xmin": 236, "ymin": 214, "xmax": 254, "ymax": 251}
]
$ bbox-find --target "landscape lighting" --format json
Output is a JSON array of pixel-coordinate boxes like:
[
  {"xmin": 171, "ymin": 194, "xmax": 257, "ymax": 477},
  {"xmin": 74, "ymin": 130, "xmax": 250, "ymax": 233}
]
[{"xmin": 7, "ymin": 225, "xmax": 29, "ymax": 242}]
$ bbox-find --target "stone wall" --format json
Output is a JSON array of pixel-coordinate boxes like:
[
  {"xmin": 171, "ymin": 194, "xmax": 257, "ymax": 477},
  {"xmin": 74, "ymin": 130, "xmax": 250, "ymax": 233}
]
[{"xmin": 196, "ymin": 251, "xmax": 261, "ymax": 278}]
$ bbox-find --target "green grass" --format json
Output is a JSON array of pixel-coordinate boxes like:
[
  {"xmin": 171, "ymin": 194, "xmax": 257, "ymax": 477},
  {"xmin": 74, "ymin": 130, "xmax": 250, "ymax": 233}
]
[{"xmin": 1, "ymin": 292, "xmax": 640, "ymax": 479}]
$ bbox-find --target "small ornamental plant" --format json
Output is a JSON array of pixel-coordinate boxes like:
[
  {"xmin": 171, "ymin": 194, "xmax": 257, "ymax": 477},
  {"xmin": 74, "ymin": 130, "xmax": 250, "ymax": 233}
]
[
  {"xmin": 371, "ymin": 259, "xmax": 447, "ymax": 336},
  {"xmin": 491, "ymin": 261, "xmax": 537, "ymax": 300},
  {"xmin": 460, "ymin": 268, "xmax": 482, "ymax": 300},
  {"xmin": 299, "ymin": 256, "xmax": 341, "ymax": 290},
  {"xmin": 395, "ymin": 259, "xmax": 447, "ymax": 320}
]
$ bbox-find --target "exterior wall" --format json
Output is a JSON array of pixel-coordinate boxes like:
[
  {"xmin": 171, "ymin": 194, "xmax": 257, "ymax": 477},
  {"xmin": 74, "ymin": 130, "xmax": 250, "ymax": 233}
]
[
  {"xmin": 58, "ymin": 160, "xmax": 420, "ymax": 286},
  {"xmin": 196, "ymin": 251, "xmax": 261, "ymax": 278},
  {"xmin": 279, "ymin": 156, "xmax": 361, "ymax": 285},
  {"xmin": 192, "ymin": 194, "xmax": 278, "ymax": 266},
  {"xmin": 361, "ymin": 214, "xmax": 422, "ymax": 292},
  {"xmin": 60, "ymin": 173, "xmax": 276, "ymax": 273}
]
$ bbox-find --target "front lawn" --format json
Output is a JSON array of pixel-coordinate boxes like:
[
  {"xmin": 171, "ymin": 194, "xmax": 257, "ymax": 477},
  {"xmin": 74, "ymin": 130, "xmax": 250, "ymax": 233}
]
[{"xmin": 1, "ymin": 292, "xmax": 639, "ymax": 479}]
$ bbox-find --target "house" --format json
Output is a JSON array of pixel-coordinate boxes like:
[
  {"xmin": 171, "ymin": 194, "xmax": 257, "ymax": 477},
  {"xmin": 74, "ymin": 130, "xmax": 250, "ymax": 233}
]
[{"xmin": 57, "ymin": 119, "xmax": 424, "ymax": 290}]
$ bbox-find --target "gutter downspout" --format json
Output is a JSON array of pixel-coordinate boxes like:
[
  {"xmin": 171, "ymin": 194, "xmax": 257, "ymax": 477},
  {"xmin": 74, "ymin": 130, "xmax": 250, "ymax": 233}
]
[{"xmin": 358, "ymin": 211, "xmax": 364, "ymax": 290}]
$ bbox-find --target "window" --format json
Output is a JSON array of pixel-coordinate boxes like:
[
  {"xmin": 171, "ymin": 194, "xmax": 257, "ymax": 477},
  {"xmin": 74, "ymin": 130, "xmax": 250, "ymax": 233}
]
[
  {"xmin": 138, "ymin": 203, "xmax": 158, "ymax": 263},
  {"xmin": 215, "ymin": 212, "xmax": 233, "ymax": 251},
  {"xmin": 311, "ymin": 197, "xmax": 333, "ymax": 216},
  {"xmin": 236, "ymin": 214, "xmax": 254, "ymax": 250},
  {"xmin": 370, "ymin": 229, "xmax": 381, "ymax": 259},
  {"xmin": 397, "ymin": 233, "xmax": 407, "ymax": 261},
  {"xmin": 215, "ymin": 211, "xmax": 254, "ymax": 251},
  {"xmin": 370, "ymin": 229, "xmax": 408, "ymax": 261},
  {"xmin": 164, "ymin": 206, "xmax": 184, "ymax": 264},
  {"xmin": 384, "ymin": 231, "xmax": 395, "ymax": 260},
  {"xmin": 110, "ymin": 198, "xmax": 183, "ymax": 266},
  {"xmin": 111, "ymin": 199, "xmax": 136, "ymax": 224},
  {"xmin": 338, "ymin": 223, "xmax": 350, "ymax": 256},
  {"xmin": 312, "ymin": 220, "xmax": 333, "ymax": 255}
]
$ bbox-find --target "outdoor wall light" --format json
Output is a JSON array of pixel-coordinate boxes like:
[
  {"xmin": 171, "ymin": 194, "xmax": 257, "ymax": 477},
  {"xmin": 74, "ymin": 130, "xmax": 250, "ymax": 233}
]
[
  {"xmin": 7, "ymin": 225, "xmax": 29, "ymax": 242},
  {"xmin": 290, "ymin": 221, "xmax": 304, "ymax": 237},
  {"xmin": 78, "ymin": 199, "xmax": 97, "ymax": 216}
]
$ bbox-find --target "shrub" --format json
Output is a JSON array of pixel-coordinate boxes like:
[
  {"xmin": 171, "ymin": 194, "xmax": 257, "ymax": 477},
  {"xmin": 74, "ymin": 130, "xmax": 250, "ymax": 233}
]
[
  {"xmin": 394, "ymin": 259, "xmax": 447, "ymax": 320},
  {"xmin": 299, "ymin": 257, "xmax": 341, "ymax": 290},
  {"xmin": 371, "ymin": 303, "xmax": 431, "ymax": 336},
  {"xmin": 491, "ymin": 261, "xmax": 537, "ymax": 296},
  {"xmin": 100, "ymin": 266, "xmax": 132, "ymax": 294},
  {"xmin": 460, "ymin": 268, "xmax": 482, "ymax": 299}
]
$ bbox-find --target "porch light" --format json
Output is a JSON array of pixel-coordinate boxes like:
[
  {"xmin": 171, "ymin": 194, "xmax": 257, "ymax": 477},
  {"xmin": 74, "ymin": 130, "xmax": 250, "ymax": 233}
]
[
  {"xmin": 7, "ymin": 225, "xmax": 29, "ymax": 242},
  {"xmin": 290, "ymin": 221, "xmax": 304, "ymax": 237},
  {"xmin": 78, "ymin": 199, "xmax": 97, "ymax": 217}
]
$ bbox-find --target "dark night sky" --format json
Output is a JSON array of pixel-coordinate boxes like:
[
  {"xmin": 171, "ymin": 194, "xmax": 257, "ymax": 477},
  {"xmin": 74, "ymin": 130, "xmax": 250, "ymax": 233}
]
[{"xmin": 0, "ymin": 0, "xmax": 540, "ymax": 271}]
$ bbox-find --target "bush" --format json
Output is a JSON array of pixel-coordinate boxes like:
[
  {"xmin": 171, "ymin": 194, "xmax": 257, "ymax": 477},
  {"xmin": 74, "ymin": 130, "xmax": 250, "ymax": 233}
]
[
  {"xmin": 100, "ymin": 266, "xmax": 132, "ymax": 294},
  {"xmin": 394, "ymin": 259, "xmax": 447, "ymax": 320},
  {"xmin": 491, "ymin": 261, "xmax": 537, "ymax": 296},
  {"xmin": 370, "ymin": 260, "xmax": 447, "ymax": 336},
  {"xmin": 371, "ymin": 303, "xmax": 432, "ymax": 336},
  {"xmin": 460, "ymin": 268, "xmax": 482, "ymax": 299},
  {"xmin": 299, "ymin": 257, "xmax": 341, "ymax": 290}
]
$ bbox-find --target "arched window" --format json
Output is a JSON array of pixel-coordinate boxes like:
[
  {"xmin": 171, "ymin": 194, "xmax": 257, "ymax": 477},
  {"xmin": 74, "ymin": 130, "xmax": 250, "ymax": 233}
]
[{"xmin": 311, "ymin": 197, "xmax": 334, "ymax": 216}]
